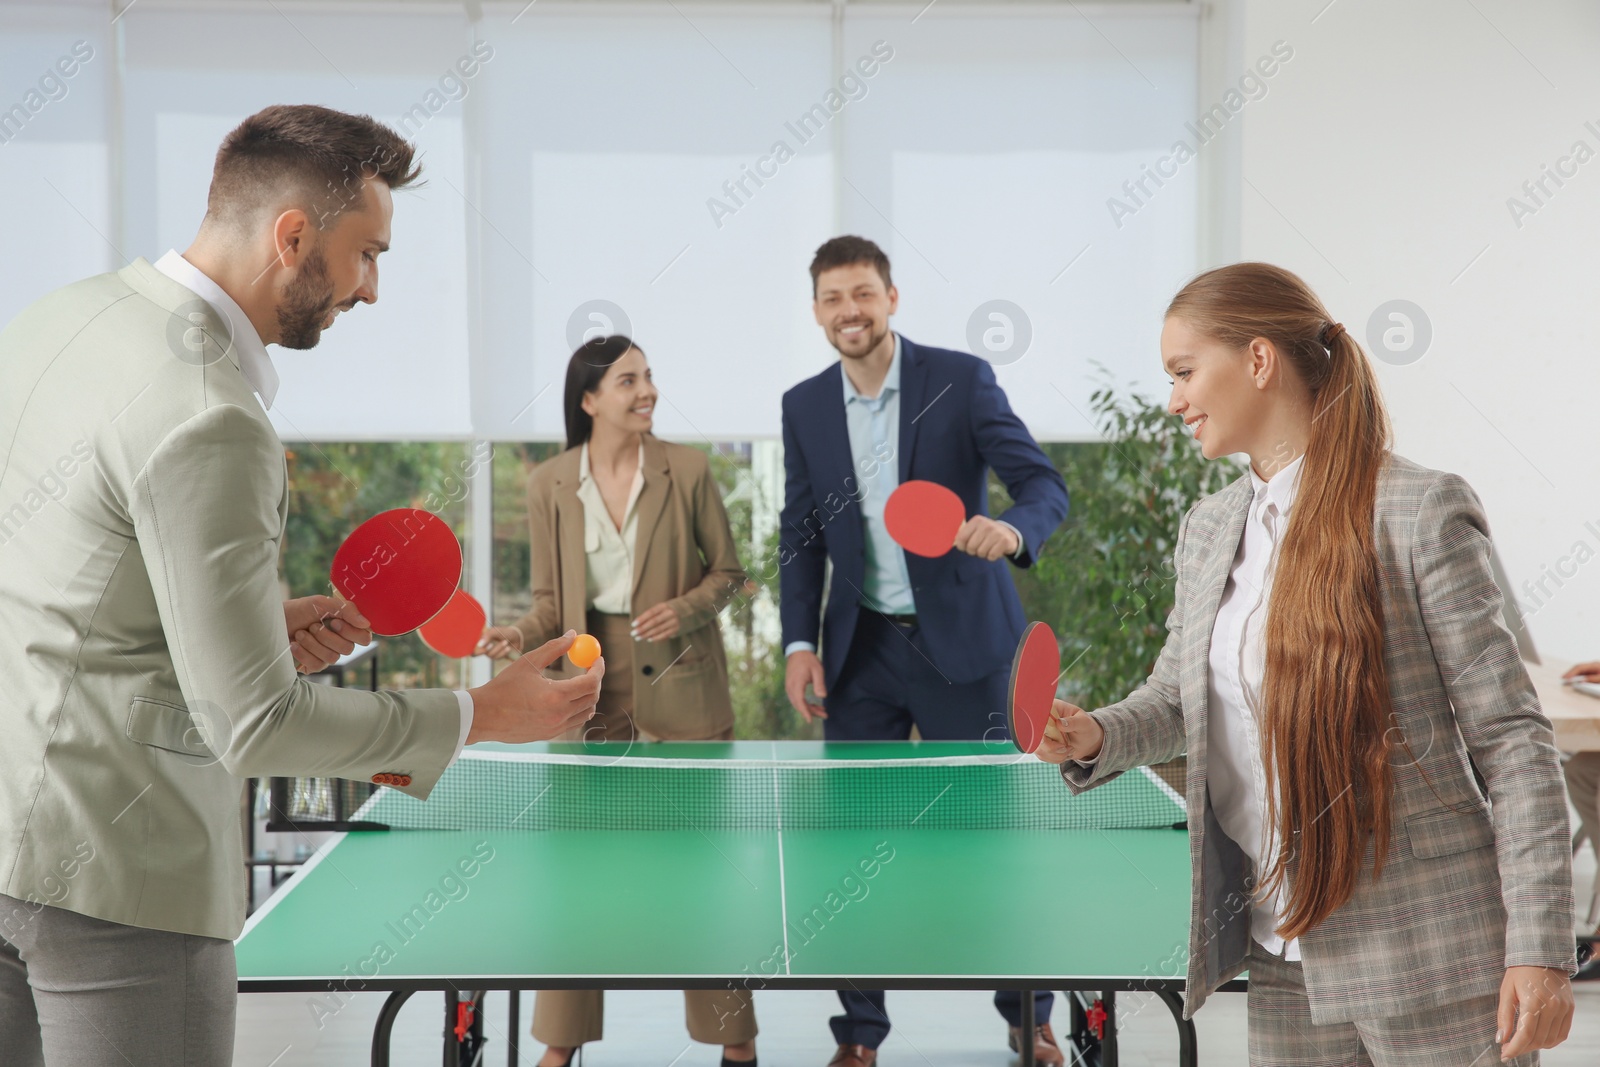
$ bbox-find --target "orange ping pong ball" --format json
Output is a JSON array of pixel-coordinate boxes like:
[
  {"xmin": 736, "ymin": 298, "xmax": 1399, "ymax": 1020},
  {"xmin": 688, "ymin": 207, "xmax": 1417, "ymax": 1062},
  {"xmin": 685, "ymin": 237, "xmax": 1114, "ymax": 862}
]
[{"xmin": 569, "ymin": 633, "xmax": 601, "ymax": 669}]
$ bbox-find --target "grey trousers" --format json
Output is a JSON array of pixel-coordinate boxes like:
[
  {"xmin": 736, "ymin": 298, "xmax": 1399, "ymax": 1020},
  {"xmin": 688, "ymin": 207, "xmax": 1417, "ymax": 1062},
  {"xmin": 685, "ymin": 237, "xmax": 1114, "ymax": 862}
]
[
  {"xmin": 1245, "ymin": 939, "xmax": 1536, "ymax": 1066},
  {"xmin": 0, "ymin": 892, "xmax": 236, "ymax": 1066}
]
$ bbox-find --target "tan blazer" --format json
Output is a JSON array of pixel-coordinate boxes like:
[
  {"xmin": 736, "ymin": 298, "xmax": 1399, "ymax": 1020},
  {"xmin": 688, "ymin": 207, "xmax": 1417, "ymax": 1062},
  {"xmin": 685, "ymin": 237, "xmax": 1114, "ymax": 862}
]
[
  {"xmin": 1062, "ymin": 453, "xmax": 1575, "ymax": 1024},
  {"xmin": 0, "ymin": 260, "xmax": 462, "ymax": 941},
  {"xmin": 513, "ymin": 435, "xmax": 746, "ymax": 740}
]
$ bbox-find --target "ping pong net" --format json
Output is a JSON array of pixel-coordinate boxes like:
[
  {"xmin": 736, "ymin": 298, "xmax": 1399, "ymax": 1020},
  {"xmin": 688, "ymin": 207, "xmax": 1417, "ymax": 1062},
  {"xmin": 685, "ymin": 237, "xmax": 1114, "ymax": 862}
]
[{"xmin": 348, "ymin": 751, "xmax": 1186, "ymax": 833}]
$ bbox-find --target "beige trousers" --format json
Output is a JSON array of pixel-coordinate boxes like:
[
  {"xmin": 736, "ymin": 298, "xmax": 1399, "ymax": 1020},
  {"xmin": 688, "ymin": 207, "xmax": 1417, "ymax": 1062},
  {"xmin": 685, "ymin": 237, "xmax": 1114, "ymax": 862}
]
[
  {"xmin": 1564, "ymin": 751, "xmax": 1600, "ymax": 853},
  {"xmin": 536, "ymin": 611, "xmax": 751, "ymax": 1046},
  {"xmin": 533, "ymin": 986, "xmax": 758, "ymax": 1046}
]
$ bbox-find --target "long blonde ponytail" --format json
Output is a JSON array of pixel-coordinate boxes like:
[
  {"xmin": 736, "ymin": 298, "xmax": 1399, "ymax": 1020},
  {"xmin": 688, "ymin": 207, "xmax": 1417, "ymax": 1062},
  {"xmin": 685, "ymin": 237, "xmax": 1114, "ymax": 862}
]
[{"xmin": 1167, "ymin": 263, "xmax": 1394, "ymax": 938}]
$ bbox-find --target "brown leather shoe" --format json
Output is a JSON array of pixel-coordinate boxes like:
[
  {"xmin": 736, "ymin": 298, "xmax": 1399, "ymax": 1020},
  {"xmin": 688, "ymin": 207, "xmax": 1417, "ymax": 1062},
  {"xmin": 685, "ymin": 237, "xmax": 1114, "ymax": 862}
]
[
  {"xmin": 828, "ymin": 1044, "xmax": 877, "ymax": 1067},
  {"xmin": 1007, "ymin": 1023, "xmax": 1065, "ymax": 1067}
]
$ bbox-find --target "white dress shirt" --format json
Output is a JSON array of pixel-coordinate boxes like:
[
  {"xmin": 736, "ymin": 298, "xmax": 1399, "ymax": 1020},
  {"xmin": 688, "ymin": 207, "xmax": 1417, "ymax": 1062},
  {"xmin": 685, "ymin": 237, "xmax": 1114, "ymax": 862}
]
[
  {"xmin": 1205, "ymin": 452, "xmax": 1305, "ymax": 960},
  {"xmin": 150, "ymin": 251, "xmax": 474, "ymax": 762},
  {"xmin": 152, "ymin": 250, "xmax": 281, "ymax": 410},
  {"xmin": 577, "ymin": 441, "xmax": 645, "ymax": 614}
]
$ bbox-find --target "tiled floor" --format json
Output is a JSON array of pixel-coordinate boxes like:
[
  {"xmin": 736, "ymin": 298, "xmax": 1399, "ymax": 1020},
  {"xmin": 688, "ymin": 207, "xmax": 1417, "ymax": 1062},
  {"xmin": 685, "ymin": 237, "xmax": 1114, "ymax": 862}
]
[
  {"xmin": 235, "ymin": 832, "xmax": 1600, "ymax": 1066},
  {"xmin": 234, "ymin": 980, "xmax": 1600, "ymax": 1067}
]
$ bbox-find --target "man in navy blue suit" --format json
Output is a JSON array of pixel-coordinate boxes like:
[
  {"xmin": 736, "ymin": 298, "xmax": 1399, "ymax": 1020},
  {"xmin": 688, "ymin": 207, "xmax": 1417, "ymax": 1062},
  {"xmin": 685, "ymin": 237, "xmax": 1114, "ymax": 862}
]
[{"xmin": 779, "ymin": 237, "xmax": 1071, "ymax": 1067}]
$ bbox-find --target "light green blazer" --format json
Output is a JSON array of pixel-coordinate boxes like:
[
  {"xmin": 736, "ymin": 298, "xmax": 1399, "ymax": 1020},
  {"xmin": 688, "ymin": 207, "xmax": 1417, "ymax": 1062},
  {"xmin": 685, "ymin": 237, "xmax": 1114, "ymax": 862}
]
[{"xmin": 0, "ymin": 259, "xmax": 461, "ymax": 941}]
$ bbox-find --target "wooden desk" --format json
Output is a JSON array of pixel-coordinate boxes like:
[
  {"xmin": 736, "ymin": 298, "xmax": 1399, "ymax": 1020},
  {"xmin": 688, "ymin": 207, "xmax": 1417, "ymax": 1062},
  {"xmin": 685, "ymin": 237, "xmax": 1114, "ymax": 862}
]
[{"xmin": 1525, "ymin": 658, "xmax": 1600, "ymax": 753}]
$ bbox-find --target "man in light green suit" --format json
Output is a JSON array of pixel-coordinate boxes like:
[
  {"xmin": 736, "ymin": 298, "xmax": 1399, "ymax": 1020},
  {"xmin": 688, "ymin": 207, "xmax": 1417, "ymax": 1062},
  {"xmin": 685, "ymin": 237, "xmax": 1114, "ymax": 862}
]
[{"xmin": 0, "ymin": 105, "xmax": 604, "ymax": 1065}]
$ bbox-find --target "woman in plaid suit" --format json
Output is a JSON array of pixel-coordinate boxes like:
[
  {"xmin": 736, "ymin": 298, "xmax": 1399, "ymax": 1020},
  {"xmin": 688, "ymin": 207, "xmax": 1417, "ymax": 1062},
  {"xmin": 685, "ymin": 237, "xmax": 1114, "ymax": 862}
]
[{"xmin": 1038, "ymin": 262, "xmax": 1576, "ymax": 1065}]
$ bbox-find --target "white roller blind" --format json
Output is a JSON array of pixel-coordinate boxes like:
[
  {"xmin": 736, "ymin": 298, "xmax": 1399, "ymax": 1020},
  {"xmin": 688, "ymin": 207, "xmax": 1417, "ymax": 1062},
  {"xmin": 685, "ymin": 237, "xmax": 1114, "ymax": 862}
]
[
  {"xmin": 472, "ymin": 8, "xmax": 837, "ymax": 442},
  {"xmin": 0, "ymin": 2, "xmax": 111, "ymax": 330},
  {"xmin": 6, "ymin": 2, "xmax": 1200, "ymax": 443},
  {"xmin": 122, "ymin": 7, "xmax": 474, "ymax": 440},
  {"xmin": 842, "ymin": 9, "xmax": 1200, "ymax": 438}
]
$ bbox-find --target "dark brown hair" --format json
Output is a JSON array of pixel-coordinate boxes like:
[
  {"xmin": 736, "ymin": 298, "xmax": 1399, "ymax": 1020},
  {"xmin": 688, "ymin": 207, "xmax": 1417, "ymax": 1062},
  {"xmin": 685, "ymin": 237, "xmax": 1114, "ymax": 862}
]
[
  {"xmin": 809, "ymin": 235, "xmax": 892, "ymax": 297},
  {"xmin": 1167, "ymin": 262, "xmax": 1395, "ymax": 940},
  {"xmin": 564, "ymin": 335, "xmax": 645, "ymax": 450},
  {"xmin": 205, "ymin": 104, "xmax": 422, "ymax": 231}
]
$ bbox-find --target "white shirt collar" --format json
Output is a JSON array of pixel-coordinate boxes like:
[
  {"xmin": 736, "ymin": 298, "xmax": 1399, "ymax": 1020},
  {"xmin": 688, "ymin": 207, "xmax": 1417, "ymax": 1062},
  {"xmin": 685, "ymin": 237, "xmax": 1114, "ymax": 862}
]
[
  {"xmin": 151, "ymin": 250, "xmax": 279, "ymax": 409},
  {"xmin": 842, "ymin": 332, "xmax": 902, "ymax": 404},
  {"xmin": 1249, "ymin": 451, "xmax": 1306, "ymax": 516}
]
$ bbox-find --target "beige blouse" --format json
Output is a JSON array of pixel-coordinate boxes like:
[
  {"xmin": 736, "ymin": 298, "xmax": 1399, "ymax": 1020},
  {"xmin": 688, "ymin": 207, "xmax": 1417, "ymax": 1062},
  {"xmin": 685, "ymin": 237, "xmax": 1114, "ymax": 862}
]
[{"xmin": 575, "ymin": 441, "xmax": 645, "ymax": 614}]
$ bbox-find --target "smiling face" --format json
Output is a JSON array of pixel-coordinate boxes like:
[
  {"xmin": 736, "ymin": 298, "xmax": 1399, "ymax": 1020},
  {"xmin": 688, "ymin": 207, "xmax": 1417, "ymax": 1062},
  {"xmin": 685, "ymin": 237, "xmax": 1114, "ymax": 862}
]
[
  {"xmin": 581, "ymin": 347, "xmax": 657, "ymax": 436},
  {"xmin": 274, "ymin": 177, "xmax": 391, "ymax": 350},
  {"xmin": 1160, "ymin": 314, "xmax": 1266, "ymax": 460},
  {"xmin": 813, "ymin": 262, "xmax": 898, "ymax": 360}
]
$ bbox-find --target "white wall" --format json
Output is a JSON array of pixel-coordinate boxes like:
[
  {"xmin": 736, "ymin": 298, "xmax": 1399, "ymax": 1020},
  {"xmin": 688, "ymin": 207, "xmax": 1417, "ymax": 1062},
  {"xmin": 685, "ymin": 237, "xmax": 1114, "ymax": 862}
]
[{"xmin": 1227, "ymin": 0, "xmax": 1600, "ymax": 663}]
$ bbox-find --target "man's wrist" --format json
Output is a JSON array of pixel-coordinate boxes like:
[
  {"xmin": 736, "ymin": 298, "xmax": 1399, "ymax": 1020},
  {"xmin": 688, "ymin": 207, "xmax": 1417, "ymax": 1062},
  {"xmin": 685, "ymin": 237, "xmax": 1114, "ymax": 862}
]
[
  {"xmin": 464, "ymin": 685, "xmax": 499, "ymax": 744},
  {"xmin": 784, "ymin": 640, "xmax": 817, "ymax": 659},
  {"xmin": 997, "ymin": 520, "xmax": 1025, "ymax": 559}
]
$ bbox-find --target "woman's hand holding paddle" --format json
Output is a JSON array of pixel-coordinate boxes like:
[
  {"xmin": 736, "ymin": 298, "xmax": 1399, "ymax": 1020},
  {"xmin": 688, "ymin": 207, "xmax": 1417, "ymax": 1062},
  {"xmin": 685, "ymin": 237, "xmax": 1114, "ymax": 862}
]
[
  {"xmin": 477, "ymin": 625, "xmax": 524, "ymax": 660},
  {"xmin": 1034, "ymin": 699, "xmax": 1105, "ymax": 765}
]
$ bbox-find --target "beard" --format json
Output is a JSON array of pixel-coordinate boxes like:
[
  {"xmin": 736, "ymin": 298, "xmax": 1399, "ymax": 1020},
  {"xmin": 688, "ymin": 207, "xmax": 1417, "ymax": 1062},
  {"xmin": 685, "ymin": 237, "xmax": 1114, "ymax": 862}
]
[
  {"xmin": 276, "ymin": 244, "xmax": 337, "ymax": 350},
  {"xmin": 830, "ymin": 319, "xmax": 890, "ymax": 360}
]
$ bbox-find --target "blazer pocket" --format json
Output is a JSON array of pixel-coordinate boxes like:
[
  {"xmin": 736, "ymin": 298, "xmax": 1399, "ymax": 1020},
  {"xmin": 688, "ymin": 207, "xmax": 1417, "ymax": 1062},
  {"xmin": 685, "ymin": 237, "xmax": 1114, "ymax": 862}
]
[
  {"xmin": 126, "ymin": 696, "xmax": 216, "ymax": 762},
  {"xmin": 1405, "ymin": 804, "xmax": 1495, "ymax": 859}
]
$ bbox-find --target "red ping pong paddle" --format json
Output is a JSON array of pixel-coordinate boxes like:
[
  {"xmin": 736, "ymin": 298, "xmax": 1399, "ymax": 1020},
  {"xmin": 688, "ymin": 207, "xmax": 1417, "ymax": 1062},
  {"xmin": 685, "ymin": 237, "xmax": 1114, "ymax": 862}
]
[
  {"xmin": 884, "ymin": 480, "xmax": 965, "ymax": 558},
  {"xmin": 330, "ymin": 509, "xmax": 462, "ymax": 636},
  {"xmin": 1008, "ymin": 621, "xmax": 1061, "ymax": 754},
  {"xmin": 419, "ymin": 589, "xmax": 488, "ymax": 658}
]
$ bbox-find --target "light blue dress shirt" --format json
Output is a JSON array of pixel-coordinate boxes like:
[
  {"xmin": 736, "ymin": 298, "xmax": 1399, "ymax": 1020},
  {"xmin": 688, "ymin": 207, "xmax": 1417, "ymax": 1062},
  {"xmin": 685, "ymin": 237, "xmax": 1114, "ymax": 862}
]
[
  {"xmin": 784, "ymin": 336, "xmax": 912, "ymax": 658},
  {"xmin": 846, "ymin": 335, "xmax": 917, "ymax": 616}
]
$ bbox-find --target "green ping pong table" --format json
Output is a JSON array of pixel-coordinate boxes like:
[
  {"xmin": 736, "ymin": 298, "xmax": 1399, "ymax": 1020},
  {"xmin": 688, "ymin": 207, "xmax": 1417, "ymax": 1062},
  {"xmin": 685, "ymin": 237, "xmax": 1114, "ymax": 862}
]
[{"xmin": 237, "ymin": 741, "xmax": 1209, "ymax": 1067}]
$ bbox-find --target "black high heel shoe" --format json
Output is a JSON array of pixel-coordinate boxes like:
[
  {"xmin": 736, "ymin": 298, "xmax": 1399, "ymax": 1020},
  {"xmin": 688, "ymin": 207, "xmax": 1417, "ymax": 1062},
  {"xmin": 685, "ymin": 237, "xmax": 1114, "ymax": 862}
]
[
  {"xmin": 720, "ymin": 1056, "xmax": 756, "ymax": 1067},
  {"xmin": 542, "ymin": 1046, "xmax": 583, "ymax": 1067}
]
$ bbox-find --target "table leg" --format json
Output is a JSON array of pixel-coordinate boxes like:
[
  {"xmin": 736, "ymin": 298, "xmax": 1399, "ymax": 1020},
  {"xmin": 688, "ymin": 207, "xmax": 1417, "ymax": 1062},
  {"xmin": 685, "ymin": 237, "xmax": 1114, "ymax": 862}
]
[
  {"xmin": 471, "ymin": 991, "xmax": 486, "ymax": 1065},
  {"xmin": 444, "ymin": 990, "xmax": 459, "ymax": 1067},
  {"xmin": 509, "ymin": 990, "xmax": 521, "ymax": 1067},
  {"xmin": 1019, "ymin": 990, "xmax": 1036, "ymax": 1067},
  {"xmin": 371, "ymin": 990, "xmax": 414, "ymax": 1067},
  {"xmin": 1102, "ymin": 990, "xmax": 1117, "ymax": 1067},
  {"xmin": 1153, "ymin": 989, "xmax": 1197, "ymax": 1067}
]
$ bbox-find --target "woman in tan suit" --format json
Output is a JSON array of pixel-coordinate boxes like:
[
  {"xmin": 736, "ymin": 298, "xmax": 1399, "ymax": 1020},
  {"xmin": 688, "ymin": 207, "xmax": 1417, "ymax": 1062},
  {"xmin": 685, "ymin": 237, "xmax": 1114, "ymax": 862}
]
[{"xmin": 479, "ymin": 334, "xmax": 756, "ymax": 1067}]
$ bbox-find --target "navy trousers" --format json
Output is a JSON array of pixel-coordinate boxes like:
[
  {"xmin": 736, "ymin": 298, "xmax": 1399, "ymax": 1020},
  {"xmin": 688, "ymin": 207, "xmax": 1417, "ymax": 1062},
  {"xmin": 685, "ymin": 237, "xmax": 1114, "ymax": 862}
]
[{"xmin": 823, "ymin": 611, "xmax": 1054, "ymax": 1048}]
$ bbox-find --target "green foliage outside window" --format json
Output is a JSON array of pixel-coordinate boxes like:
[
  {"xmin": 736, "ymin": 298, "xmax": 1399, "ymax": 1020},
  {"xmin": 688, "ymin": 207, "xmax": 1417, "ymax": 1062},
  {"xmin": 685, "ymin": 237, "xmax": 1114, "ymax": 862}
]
[{"xmin": 698, "ymin": 447, "xmax": 820, "ymax": 742}]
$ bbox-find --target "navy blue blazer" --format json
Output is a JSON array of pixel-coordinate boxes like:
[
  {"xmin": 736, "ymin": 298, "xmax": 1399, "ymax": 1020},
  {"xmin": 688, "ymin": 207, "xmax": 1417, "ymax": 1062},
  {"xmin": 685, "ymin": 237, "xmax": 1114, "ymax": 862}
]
[{"xmin": 778, "ymin": 334, "xmax": 1069, "ymax": 688}]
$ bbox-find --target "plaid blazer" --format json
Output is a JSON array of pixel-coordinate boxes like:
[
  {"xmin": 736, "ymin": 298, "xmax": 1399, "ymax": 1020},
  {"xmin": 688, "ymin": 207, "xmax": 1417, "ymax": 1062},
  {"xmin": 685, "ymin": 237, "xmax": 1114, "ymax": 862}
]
[{"xmin": 1062, "ymin": 453, "xmax": 1575, "ymax": 1024}]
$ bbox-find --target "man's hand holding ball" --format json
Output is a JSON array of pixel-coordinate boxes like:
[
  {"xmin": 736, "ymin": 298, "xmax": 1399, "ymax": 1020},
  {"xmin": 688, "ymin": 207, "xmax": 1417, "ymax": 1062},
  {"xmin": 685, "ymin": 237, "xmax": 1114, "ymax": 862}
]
[{"xmin": 1033, "ymin": 699, "xmax": 1104, "ymax": 765}]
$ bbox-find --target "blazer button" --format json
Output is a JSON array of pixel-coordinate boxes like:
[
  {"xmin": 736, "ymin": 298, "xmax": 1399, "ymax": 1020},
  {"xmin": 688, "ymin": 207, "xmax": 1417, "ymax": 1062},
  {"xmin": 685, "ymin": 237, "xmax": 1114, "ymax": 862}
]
[
  {"xmin": 394, "ymin": 775, "xmax": 412, "ymax": 787},
  {"xmin": 371, "ymin": 773, "xmax": 387, "ymax": 785},
  {"xmin": 642, "ymin": 665, "xmax": 654, "ymax": 676}
]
